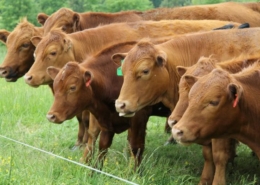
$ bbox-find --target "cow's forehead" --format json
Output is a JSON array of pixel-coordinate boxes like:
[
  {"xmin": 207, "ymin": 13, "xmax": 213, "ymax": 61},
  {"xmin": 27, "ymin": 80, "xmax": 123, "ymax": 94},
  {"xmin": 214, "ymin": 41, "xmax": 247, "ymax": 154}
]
[
  {"xmin": 7, "ymin": 23, "xmax": 34, "ymax": 44},
  {"xmin": 38, "ymin": 31, "xmax": 64, "ymax": 49},
  {"xmin": 189, "ymin": 69, "xmax": 230, "ymax": 100}
]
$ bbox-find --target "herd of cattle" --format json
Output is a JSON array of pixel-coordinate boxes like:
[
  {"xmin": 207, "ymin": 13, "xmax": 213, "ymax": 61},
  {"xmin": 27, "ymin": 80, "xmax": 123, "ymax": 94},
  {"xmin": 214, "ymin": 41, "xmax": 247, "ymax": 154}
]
[{"xmin": 1, "ymin": 1, "xmax": 260, "ymax": 184}]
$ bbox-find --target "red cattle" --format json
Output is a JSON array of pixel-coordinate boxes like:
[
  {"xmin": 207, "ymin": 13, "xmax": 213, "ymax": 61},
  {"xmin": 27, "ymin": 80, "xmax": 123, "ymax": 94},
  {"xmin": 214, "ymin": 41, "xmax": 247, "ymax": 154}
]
[
  {"xmin": 40, "ymin": 1, "xmax": 260, "ymax": 35},
  {"xmin": 171, "ymin": 60, "xmax": 260, "ymax": 160},
  {"xmin": 45, "ymin": 41, "xmax": 171, "ymax": 169},
  {"xmin": 168, "ymin": 55, "xmax": 259, "ymax": 185}
]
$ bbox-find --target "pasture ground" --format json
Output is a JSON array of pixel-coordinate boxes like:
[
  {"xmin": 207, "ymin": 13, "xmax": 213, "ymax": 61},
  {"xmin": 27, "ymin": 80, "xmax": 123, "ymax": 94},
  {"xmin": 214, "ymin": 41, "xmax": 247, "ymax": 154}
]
[{"xmin": 0, "ymin": 46, "xmax": 259, "ymax": 184}]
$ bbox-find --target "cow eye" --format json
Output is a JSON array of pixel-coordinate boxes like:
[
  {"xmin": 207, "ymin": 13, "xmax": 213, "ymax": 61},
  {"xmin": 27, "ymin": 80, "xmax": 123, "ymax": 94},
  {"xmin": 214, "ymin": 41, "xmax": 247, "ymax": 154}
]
[
  {"xmin": 69, "ymin": 86, "xmax": 76, "ymax": 92},
  {"xmin": 209, "ymin": 100, "xmax": 219, "ymax": 106},
  {"xmin": 142, "ymin": 69, "xmax": 149, "ymax": 75},
  {"xmin": 22, "ymin": 43, "xmax": 30, "ymax": 48},
  {"xmin": 50, "ymin": 51, "xmax": 57, "ymax": 56},
  {"xmin": 62, "ymin": 26, "xmax": 66, "ymax": 31}
]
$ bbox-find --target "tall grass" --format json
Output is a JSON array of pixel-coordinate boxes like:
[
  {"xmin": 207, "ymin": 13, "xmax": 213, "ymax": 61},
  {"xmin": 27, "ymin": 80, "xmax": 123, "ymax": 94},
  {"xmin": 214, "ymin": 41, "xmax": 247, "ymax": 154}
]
[{"xmin": 0, "ymin": 45, "xmax": 259, "ymax": 185}]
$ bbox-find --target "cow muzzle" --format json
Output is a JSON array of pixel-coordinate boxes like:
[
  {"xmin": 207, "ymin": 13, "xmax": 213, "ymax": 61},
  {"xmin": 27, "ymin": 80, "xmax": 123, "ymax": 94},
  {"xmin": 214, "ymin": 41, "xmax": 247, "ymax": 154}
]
[
  {"xmin": 46, "ymin": 112, "xmax": 63, "ymax": 124},
  {"xmin": 115, "ymin": 100, "xmax": 136, "ymax": 117}
]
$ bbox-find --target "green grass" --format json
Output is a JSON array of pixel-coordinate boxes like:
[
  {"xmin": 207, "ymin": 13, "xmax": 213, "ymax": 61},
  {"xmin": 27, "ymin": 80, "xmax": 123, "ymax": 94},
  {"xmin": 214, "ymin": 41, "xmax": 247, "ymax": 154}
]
[{"xmin": 0, "ymin": 46, "xmax": 259, "ymax": 185}]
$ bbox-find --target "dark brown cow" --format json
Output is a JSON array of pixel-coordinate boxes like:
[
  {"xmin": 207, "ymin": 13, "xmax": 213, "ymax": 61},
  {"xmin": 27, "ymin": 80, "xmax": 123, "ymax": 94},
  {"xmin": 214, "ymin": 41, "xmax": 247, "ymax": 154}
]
[
  {"xmin": 45, "ymin": 41, "xmax": 171, "ymax": 168},
  {"xmin": 171, "ymin": 61, "xmax": 260, "ymax": 159},
  {"xmin": 24, "ymin": 20, "xmax": 241, "ymax": 87},
  {"xmin": 40, "ymin": 1, "xmax": 260, "ymax": 35},
  {"xmin": 168, "ymin": 55, "xmax": 260, "ymax": 185}
]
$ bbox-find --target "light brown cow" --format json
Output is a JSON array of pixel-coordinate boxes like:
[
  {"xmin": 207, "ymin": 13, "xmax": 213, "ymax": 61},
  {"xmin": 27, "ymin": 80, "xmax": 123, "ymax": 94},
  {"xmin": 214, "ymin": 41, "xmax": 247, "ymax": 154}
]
[
  {"xmin": 168, "ymin": 55, "xmax": 260, "ymax": 185},
  {"xmin": 24, "ymin": 19, "xmax": 242, "ymax": 87},
  {"xmin": 40, "ymin": 1, "xmax": 259, "ymax": 35},
  {"xmin": 171, "ymin": 61, "xmax": 260, "ymax": 160},
  {"xmin": 115, "ymin": 28, "xmax": 260, "ymax": 116},
  {"xmin": 0, "ymin": 18, "xmax": 43, "ymax": 81}
]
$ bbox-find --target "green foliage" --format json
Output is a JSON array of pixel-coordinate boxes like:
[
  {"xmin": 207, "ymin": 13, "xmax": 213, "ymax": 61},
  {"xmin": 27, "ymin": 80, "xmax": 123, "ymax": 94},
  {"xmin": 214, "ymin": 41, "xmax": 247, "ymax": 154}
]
[
  {"xmin": 96, "ymin": 0, "xmax": 154, "ymax": 12},
  {"xmin": 160, "ymin": 0, "xmax": 192, "ymax": 7},
  {"xmin": 150, "ymin": 0, "xmax": 163, "ymax": 7},
  {"xmin": 1, "ymin": 0, "xmax": 39, "ymax": 30}
]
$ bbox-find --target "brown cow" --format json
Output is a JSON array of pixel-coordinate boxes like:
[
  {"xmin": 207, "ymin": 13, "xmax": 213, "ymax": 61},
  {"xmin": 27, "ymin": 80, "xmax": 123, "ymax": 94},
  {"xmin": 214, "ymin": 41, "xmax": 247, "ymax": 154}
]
[
  {"xmin": 171, "ymin": 61, "xmax": 260, "ymax": 160},
  {"xmin": 40, "ymin": 1, "xmax": 259, "ymax": 35},
  {"xmin": 0, "ymin": 18, "xmax": 43, "ymax": 81},
  {"xmin": 24, "ymin": 19, "xmax": 242, "ymax": 87},
  {"xmin": 115, "ymin": 28, "xmax": 260, "ymax": 116},
  {"xmin": 45, "ymin": 41, "xmax": 170, "ymax": 169},
  {"xmin": 114, "ymin": 28, "xmax": 260, "ymax": 185},
  {"xmin": 168, "ymin": 55, "xmax": 260, "ymax": 185}
]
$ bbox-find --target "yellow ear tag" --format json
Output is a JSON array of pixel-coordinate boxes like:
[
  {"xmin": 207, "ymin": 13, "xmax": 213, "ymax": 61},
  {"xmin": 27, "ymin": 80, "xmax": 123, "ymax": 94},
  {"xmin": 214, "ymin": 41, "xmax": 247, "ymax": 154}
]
[{"xmin": 117, "ymin": 60, "xmax": 124, "ymax": 76}]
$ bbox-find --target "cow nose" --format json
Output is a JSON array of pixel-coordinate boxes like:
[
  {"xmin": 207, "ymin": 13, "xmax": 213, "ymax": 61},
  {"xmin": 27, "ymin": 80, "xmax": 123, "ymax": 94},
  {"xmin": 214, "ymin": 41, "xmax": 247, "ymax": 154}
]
[
  {"xmin": 46, "ymin": 113, "xmax": 56, "ymax": 122},
  {"xmin": 24, "ymin": 74, "xmax": 33, "ymax": 83},
  {"xmin": 168, "ymin": 119, "xmax": 178, "ymax": 127},
  {"xmin": 0, "ymin": 67, "xmax": 9, "ymax": 77},
  {"xmin": 171, "ymin": 127, "xmax": 183, "ymax": 138},
  {"xmin": 115, "ymin": 100, "xmax": 126, "ymax": 111}
]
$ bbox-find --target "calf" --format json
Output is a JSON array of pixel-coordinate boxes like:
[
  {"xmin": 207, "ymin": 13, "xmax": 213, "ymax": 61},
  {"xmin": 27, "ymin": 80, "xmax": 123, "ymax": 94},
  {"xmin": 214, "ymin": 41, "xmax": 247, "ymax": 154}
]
[
  {"xmin": 171, "ymin": 61, "xmax": 260, "ymax": 160},
  {"xmin": 168, "ymin": 55, "xmax": 259, "ymax": 185}
]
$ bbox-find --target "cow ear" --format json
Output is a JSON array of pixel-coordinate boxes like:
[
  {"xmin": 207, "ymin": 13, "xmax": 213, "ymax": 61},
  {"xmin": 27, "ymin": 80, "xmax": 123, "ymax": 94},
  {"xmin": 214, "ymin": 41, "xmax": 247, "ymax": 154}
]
[
  {"xmin": 0, "ymin": 29, "xmax": 10, "ymax": 44},
  {"xmin": 176, "ymin": 66, "xmax": 187, "ymax": 77},
  {"xmin": 111, "ymin": 53, "xmax": 127, "ymax": 66},
  {"xmin": 156, "ymin": 51, "xmax": 167, "ymax": 66},
  {"xmin": 72, "ymin": 13, "xmax": 80, "ymax": 31},
  {"xmin": 228, "ymin": 83, "xmax": 243, "ymax": 108},
  {"xmin": 47, "ymin": 66, "xmax": 60, "ymax": 80},
  {"xmin": 184, "ymin": 75, "xmax": 198, "ymax": 87},
  {"xmin": 84, "ymin": 71, "xmax": 92, "ymax": 87},
  {"xmin": 37, "ymin": 13, "xmax": 49, "ymax": 26},
  {"xmin": 31, "ymin": 36, "xmax": 42, "ymax": 47},
  {"xmin": 63, "ymin": 38, "xmax": 72, "ymax": 52}
]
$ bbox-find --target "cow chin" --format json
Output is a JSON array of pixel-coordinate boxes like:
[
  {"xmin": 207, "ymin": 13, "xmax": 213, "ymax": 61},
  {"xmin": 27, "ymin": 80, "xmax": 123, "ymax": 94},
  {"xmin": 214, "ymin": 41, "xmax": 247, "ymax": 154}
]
[
  {"xmin": 119, "ymin": 112, "xmax": 136, "ymax": 117},
  {"xmin": 5, "ymin": 77, "xmax": 18, "ymax": 82}
]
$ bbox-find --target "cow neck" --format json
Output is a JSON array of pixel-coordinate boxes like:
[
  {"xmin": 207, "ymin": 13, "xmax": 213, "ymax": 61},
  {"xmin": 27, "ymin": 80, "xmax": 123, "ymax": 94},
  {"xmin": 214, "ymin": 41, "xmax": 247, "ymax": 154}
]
[
  {"xmin": 231, "ymin": 70, "xmax": 260, "ymax": 147},
  {"xmin": 69, "ymin": 25, "xmax": 138, "ymax": 59}
]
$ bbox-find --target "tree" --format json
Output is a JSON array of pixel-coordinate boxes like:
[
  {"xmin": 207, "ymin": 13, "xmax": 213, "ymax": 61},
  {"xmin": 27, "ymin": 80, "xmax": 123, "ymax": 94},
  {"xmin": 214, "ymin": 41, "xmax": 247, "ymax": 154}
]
[
  {"xmin": 97, "ymin": 0, "xmax": 153, "ymax": 12},
  {"xmin": 1, "ymin": 0, "xmax": 39, "ymax": 30},
  {"xmin": 150, "ymin": 0, "xmax": 163, "ymax": 8},
  {"xmin": 160, "ymin": 0, "xmax": 191, "ymax": 7}
]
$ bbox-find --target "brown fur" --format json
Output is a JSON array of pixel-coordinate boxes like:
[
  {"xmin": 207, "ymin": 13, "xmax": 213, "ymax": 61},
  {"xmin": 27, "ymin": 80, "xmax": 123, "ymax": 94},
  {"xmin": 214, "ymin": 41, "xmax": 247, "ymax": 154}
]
[
  {"xmin": 172, "ymin": 62, "xmax": 260, "ymax": 158},
  {"xmin": 42, "ymin": 2, "xmax": 260, "ymax": 35},
  {"xmin": 25, "ymin": 19, "xmax": 242, "ymax": 87}
]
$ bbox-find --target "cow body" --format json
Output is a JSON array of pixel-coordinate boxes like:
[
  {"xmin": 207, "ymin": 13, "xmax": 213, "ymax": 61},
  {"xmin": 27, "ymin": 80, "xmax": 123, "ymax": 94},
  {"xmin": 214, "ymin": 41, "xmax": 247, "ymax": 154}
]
[
  {"xmin": 46, "ymin": 42, "xmax": 166, "ymax": 168},
  {"xmin": 168, "ymin": 55, "xmax": 260, "ymax": 185},
  {"xmin": 41, "ymin": 2, "xmax": 260, "ymax": 35},
  {"xmin": 115, "ymin": 28, "xmax": 260, "ymax": 116},
  {"xmin": 24, "ymin": 19, "xmax": 241, "ymax": 87},
  {"xmin": 171, "ymin": 61, "xmax": 260, "ymax": 159}
]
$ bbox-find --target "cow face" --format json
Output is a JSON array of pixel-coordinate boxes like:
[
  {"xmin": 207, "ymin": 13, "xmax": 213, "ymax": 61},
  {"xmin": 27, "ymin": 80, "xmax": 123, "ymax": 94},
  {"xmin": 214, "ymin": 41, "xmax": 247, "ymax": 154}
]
[
  {"xmin": 115, "ymin": 41, "xmax": 170, "ymax": 117},
  {"xmin": 42, "ymin": 8, "xmax": 80, "ymax": 35},
  {"xmin": 168, "ymin": 56, "xmax": 218, "ymax": 127},
  {"xmin": 24, "ymin": 30, "xmax": 75, "ymax": 87},
  {"xmin": 0, "ymin": 20, "xmax": 41, "ymax": 82},
  {"xmin": 172, "ymin": 68, "xmax": 242, "ymax": 145},
  {"xmin": 47, "ymin": 62, "xmax": 92, "ymax": 123}
]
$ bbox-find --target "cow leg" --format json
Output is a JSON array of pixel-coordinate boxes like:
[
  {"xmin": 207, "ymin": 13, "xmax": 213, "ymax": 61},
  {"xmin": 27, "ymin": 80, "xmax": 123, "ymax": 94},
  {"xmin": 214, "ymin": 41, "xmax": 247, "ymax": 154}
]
[
  {"xmin": 72, "ymin": 112, "xmax": 86, "ymax": 150},
  {"xmin": 211, "ymin": 138, "xmax": 237, "ymax": 185},
  {"xmin": 199, "ymin": 144, "xmax": 215, "ymax": 185},
  {"xmin": 95, "ymin": 130, "xmax": 115, "ymax": 169},
  {"xmin": 81, "ymin": 113, "xmax": 100, "ymax": 163}
]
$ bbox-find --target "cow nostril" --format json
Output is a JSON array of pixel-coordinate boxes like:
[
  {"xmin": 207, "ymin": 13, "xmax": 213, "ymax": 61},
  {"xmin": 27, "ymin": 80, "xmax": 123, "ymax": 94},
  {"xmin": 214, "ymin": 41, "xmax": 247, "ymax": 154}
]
[
  {"xmin": 46, "ymin": 114, "xmax": 56, "ymax": 121},
  {"xmin": 120, "ymin": 102, "xmax": 126, "ymax": 109},
  {"xmin": 168, "ymin": 119, "xmax": 178, "ymax": 127},
  {"xmin": 27, "ymin": 75, "xmax": 33, "ymax": 81},
  {"xmin": 1, "ymin": 70, "xmax": 7, "ymax": 75},
  {"xmin": 176, "ymin": 130, "xmax": 183, "ymax": 137}
]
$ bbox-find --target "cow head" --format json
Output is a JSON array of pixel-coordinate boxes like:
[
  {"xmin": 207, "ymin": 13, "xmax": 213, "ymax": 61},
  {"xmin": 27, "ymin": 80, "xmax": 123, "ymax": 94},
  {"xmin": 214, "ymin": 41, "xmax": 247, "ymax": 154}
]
[
  {"xmin": 114, "ymin": 40, "xmax": 170, "ymax": 117},
  {"xmin": 24, "ymin": 29, "xmax": 75, "ymax": 87},
  {"xmin": 172, "ymin": 68, "xmax": 243, "ymax": 145},
  {"xmin": 47, "ymin": 62, "xmax": 93, "ymax": 123},
  {"xmin": 168, "ymin": 56, "xmax": 218, "ymax": 127},
  {"xmin": 0, "ymin": 18, "xmax": 43, "ymax": 82},
  {"xmin": 42, "ymin": 8, "xmax": 80, "ymax": 35}
]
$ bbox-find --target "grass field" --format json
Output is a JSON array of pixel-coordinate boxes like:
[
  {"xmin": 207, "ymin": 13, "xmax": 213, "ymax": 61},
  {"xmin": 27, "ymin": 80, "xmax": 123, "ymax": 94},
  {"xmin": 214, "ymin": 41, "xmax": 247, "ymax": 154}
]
[{"xmin": 0, "ymin": 45, "xmax": 259, "ymax": 185}]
